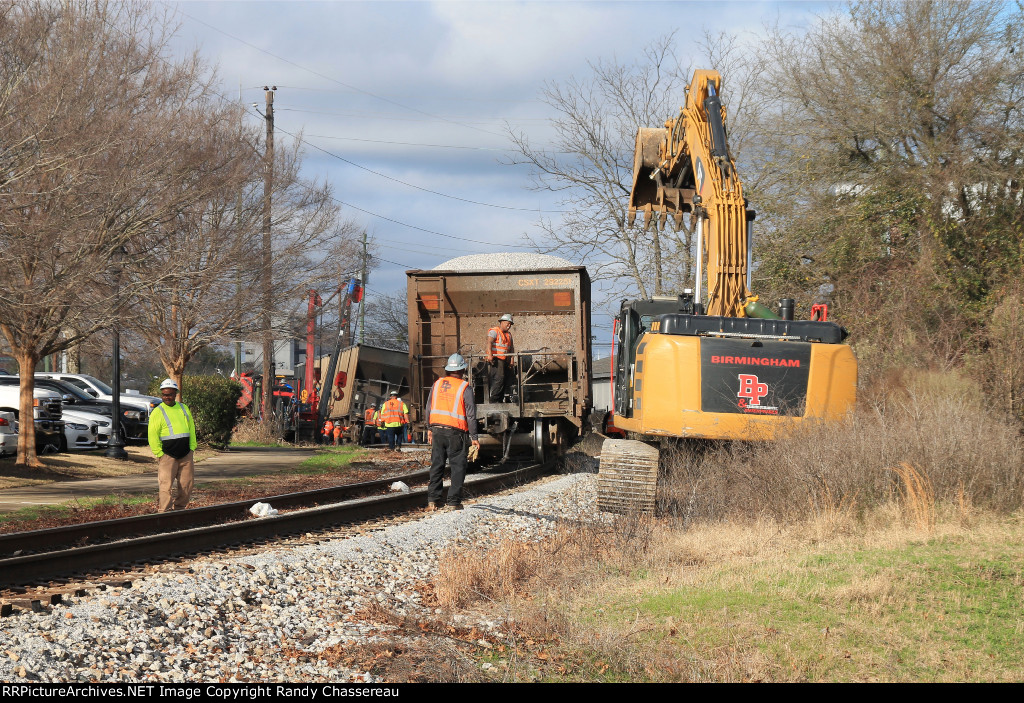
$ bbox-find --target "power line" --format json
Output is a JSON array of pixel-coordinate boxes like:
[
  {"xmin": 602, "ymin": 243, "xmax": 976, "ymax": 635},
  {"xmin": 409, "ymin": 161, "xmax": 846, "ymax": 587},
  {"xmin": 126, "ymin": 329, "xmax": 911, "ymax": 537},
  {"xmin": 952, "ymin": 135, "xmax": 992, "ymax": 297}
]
[
  {"xmin": 305, "ymin": 133, "xmax": 509, "ymax": 152},
  {"xmin": 101, "ymin": 9, "xmax": 545, "ymax": 257},
  {"xmin": 279, "ymin": 107, "xmax": 550, "ymax": 123},
  {"xmin": 271, "ymin": 119, "xmax": 562, "ymax": 214}
]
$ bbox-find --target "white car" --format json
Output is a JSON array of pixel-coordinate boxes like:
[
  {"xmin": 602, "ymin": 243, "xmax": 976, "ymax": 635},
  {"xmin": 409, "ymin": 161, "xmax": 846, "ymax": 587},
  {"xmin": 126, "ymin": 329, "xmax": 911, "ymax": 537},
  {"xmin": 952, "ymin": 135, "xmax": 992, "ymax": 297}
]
[
  {"xmin": 61, "ymin": 407, "xmax": 113, "ymax": 450},
  {"xmin": 36, "ymin": 373, "xmax": 158, "ymax": 440},
  {"xmin": 0, "ymin": 410, "xmax": 16, "ymax": 457}
]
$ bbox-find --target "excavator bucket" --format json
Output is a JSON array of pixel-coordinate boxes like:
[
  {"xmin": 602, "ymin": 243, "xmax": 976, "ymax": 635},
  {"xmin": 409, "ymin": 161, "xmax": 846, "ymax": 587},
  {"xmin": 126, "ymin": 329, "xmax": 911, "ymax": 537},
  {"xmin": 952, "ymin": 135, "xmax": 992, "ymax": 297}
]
[{"xmin": 628, "ymin": 127, "xmax": 668, "ymax": 228}]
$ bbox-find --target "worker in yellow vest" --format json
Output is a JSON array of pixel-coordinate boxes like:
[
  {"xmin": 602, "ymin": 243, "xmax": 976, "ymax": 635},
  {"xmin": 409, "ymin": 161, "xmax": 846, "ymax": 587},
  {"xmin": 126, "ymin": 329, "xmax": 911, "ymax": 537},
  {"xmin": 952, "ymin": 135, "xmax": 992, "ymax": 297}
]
[
  {"xmin": 379, "ymin": 390, "xmax": 409, "ymax": 451},
  {"xmin": 148, "ymin": 379, "xmax": 197, "ymax": 513},
  {"xmin": 425, "ymin": 354, "xmax": 479, "ymax": 511}
]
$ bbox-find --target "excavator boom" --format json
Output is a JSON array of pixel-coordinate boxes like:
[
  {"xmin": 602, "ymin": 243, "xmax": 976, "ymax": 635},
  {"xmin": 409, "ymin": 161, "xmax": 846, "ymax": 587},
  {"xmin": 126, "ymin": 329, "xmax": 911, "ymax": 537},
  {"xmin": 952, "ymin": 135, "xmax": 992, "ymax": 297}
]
[{"xmin": 628, "ymin": 70, "xmax": 751, "ymax": 318}]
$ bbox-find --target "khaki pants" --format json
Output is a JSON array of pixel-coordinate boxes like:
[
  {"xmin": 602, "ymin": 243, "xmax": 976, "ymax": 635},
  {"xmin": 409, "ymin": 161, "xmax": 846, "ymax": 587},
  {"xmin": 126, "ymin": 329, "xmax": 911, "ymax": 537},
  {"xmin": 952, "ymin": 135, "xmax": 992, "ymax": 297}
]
[{"xmin": 158, "ymin": 451, "xmax": 194, "ymax": 512}]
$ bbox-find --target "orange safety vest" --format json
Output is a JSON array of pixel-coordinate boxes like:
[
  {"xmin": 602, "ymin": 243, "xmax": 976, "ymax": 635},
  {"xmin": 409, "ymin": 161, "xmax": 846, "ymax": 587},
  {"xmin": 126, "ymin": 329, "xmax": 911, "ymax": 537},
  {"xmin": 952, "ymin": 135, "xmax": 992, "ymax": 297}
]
[
  {"xmin": 379, "ymin": 398, "xmax": 407, "ymax": 427},
  {"xmin": 364, "ymin": 407, "xmax": 375, "ymax": 424},
  {"xmin": 323, "ymin": 420, "xmax": 334, "ymax": 434},
  {"xmin": 489, "ymin": 326, "xmax": 512, "ymax": 361},
  {"xmin": 428, "ymin": 377, "xmax": 470, "ymax": 431}
]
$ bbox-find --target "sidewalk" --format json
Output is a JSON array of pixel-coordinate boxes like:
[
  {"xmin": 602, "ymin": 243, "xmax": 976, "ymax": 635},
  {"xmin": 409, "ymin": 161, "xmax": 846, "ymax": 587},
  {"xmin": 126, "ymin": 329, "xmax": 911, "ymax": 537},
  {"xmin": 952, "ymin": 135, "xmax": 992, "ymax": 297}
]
[{"xmin": 0, "ymin": 446, "xmax": 317, "ymax": 514}]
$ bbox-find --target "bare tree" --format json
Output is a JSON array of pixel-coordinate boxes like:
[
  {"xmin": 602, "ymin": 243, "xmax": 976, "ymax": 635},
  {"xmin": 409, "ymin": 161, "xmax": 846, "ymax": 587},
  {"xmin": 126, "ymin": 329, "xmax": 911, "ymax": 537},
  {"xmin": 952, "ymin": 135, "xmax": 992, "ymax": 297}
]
[
  {"xmin": 0, "ymin": 1, "xmax": 243, "ymax": 466},
  {"xmin": 130, "ymin": 128, "xmax": 361, "ymax": 394},
  {"xmin": 508, "ymin": 35, "xmax": 693, "ymax": 302},
  {"xmin": 749, "ymin": 0, "xmax": 1024, "ymax": 369},
  {"xmin": 360, "ymin": 289, "xmax": 410, "ymax": 351}
]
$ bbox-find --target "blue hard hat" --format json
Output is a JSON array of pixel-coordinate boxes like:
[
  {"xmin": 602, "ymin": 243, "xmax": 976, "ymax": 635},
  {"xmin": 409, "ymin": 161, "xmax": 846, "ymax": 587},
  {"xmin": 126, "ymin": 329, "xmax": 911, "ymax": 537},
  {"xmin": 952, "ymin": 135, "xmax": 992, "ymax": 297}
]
[{"xmin": 445, "ymin": 353, "xmax": 468, "ymax": 372}]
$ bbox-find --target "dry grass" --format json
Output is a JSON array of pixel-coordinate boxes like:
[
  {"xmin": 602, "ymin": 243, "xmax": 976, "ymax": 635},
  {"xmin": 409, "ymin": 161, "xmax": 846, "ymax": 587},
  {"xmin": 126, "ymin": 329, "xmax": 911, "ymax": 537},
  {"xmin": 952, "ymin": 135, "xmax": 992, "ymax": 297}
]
[
  {"xmin": 0, "ymin": 445, "xmax": 156, "ymax": 489},
  {"xmin": 656, "ymin": 369, "xmax": 1024, "ymax": 525},
  {"xmin": 429, "ymin": 370, "xmax": 1024, "ymax": 681},
  {"xmin": 230, "ymin": 417, "xmax": 293, "ymax": 446}
]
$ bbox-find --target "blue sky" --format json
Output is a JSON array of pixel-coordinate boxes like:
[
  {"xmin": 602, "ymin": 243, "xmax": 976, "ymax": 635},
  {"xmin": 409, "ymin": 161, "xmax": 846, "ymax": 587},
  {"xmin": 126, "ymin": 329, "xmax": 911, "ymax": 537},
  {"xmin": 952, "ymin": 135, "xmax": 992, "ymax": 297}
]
[{"xmin": 169, "ymin": 0, "xmax": 827, "ymax": 346}]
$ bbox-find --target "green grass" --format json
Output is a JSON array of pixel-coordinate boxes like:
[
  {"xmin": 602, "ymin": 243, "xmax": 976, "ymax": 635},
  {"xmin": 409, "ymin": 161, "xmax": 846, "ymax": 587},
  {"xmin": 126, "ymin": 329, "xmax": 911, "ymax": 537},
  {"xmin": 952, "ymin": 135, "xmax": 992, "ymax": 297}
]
[
  {"xmin": 591, "ymin": 532, "xmax": 1024, "ymax": 681},
  {"xmin": 0, "ymin": 494, "xmax": 152, "ymax": 527},
  {"xmin": 295, "ymin": 445, "xmax": 367, "ymax": 472}
]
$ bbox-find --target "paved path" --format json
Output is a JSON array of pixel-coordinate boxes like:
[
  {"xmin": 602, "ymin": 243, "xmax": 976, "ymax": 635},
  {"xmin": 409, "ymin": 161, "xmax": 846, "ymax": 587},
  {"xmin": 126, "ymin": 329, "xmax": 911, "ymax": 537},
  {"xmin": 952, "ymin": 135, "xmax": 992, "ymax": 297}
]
[{"xmin": 0, "ymin": 447, "xmax": 318, "ymax": 514}]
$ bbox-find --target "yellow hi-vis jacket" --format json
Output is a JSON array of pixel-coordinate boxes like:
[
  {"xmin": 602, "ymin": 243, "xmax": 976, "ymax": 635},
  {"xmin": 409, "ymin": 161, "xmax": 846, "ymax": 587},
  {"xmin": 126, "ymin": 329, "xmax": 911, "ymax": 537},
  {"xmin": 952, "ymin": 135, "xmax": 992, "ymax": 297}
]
[
  {"xmin": 148, "ymin": 402, "xmax": 197, "ymax": 459},
  {"xmin": 378, "ymin": 398, "xmax": 409, "ymax": 428}
]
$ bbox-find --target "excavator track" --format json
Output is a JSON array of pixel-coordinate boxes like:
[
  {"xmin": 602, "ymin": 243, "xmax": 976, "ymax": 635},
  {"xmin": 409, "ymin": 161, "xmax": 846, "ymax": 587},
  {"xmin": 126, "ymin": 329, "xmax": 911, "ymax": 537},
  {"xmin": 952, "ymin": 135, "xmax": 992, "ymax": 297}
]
[{"xmin": 597, "ymin": 438, "xmax": 660, "ymax": 514}]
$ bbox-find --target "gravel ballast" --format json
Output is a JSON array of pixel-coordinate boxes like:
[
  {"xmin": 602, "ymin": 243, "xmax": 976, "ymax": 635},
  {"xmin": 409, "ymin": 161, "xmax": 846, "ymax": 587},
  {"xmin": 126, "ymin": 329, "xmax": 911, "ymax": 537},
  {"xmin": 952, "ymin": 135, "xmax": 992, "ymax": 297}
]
[
  {"xmin": 433, "ymin": 252, "xmax": 574, "ymax": 271},
  {"xmin": 0, "ymin": 473, "xmax": 597, "ymax": 683}
]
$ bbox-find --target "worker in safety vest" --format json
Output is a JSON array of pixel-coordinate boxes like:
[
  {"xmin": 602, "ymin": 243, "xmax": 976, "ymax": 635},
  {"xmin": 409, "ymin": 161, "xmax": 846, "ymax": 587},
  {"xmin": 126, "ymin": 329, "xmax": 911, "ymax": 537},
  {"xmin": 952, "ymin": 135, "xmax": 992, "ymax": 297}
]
[
  {"xmin": 379, "ymin": 390, "xmax": 410, "ymax": 451},
  {"xmin": 485, "ymin": 313, "xmax": 515, "ymax": 402},
  {"xmin": 148, "ymin": 379, "xmax": 198, "ymax": 513},
  {"xmin": 360, "ymin": 405, "xmax": 377, "ymax": 446},
  {"xmin": 322, "ymin": 419, "xmax": 335, "ymax": 444},
  {"xmin": 425, "ymin": 354, "xmax": 479, "ymax": 511}
]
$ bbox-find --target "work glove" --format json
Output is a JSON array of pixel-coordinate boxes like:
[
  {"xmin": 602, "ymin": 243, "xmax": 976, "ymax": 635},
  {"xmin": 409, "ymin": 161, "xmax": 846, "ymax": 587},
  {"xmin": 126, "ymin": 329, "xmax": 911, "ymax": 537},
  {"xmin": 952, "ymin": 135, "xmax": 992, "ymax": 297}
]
[{"xmin": 467, "ymin": 444, "xmax": 480, "ymax": 462}]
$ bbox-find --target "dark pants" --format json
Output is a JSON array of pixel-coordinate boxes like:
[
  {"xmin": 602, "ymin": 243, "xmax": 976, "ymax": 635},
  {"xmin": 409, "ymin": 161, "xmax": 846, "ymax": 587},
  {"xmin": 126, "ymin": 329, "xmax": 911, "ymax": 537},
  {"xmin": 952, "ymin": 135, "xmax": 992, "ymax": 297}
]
[
  {"xmin": 428, "ymin": 426, "xmax": 469, "ymax": 506},
  {"xmin": 385, "ymin": 426, "xmax": 404, "ymax": 450},
  {"xmin": 360, "ymin": 424, "xmax": 376, "ymax": 446},
  {"xmin": 488, "ymin": 358, "xmax": 510, "ymax": 402}
]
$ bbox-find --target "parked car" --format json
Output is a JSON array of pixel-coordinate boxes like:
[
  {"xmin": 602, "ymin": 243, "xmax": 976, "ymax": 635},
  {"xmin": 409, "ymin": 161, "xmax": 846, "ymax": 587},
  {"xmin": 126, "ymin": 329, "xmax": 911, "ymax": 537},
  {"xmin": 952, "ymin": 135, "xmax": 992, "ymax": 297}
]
[
  {"xmin": 61, "ymin": 407, "xmax": 114, "ymax": 450},
  {"xmin": 0, "ymin": 382, "xmax": 65, "ymax": 452},
  {"xmin": 0, "ymin": 410, "xmax": 16, "ymax": 457},
  {"xmin": 3, "ymin": 376, "xmax": 148, "ymax": 443},
  {"xmin": 35, "ymin": 373, "xmax": 155, "ymax": 439}
]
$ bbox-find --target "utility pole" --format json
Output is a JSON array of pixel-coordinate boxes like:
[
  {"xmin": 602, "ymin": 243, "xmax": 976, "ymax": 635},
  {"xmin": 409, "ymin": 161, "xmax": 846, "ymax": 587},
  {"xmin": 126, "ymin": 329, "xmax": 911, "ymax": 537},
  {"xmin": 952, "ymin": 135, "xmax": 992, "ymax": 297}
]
[
  {"xmin": 359, "ymin": 231, "xmax": 367, "ymax": 344},
  {"xmin": 235, "ymin": 79, "xmax": 243, "ymax": 379},
  {"xmin": 261, "ymin": 86, "xmax": 275, "ymax": 426}
]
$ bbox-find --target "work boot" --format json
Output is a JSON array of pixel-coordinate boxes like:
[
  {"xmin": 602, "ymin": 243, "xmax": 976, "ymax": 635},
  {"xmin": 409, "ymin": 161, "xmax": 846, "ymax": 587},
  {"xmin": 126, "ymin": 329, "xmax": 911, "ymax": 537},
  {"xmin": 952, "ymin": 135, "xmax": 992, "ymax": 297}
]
[
  {"xmin": 444, "ymin": 503, "xmax": 464, "ymax": 512},
  {"xmin": 426, "ymin": 502, "xmax": 439, "ymax": 512}
]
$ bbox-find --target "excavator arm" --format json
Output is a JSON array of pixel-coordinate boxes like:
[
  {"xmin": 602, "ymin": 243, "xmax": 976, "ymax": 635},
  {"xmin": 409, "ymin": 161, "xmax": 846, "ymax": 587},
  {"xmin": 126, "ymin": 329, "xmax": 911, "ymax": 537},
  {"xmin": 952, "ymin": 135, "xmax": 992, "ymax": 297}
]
[{"xmin": 628, "ymin": 70, "xmax": 754, "ymax": 318}]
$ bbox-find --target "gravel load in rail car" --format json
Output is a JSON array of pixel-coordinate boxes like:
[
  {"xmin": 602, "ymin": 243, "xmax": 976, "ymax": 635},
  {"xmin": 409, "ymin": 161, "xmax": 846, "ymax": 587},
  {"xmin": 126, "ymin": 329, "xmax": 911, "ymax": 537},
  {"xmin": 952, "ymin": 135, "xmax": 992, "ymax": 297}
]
[{"xmin": 406, "ymin": 253, "xmax": 593, "ymax": 463}]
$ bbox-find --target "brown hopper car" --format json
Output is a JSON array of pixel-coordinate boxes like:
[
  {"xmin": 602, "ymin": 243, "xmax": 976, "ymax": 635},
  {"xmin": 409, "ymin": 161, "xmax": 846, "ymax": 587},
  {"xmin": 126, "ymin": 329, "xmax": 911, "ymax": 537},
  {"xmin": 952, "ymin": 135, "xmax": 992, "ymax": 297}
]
[{"xmin": 406, "ymin": 261, "xmax": 592, "ymax": 461}]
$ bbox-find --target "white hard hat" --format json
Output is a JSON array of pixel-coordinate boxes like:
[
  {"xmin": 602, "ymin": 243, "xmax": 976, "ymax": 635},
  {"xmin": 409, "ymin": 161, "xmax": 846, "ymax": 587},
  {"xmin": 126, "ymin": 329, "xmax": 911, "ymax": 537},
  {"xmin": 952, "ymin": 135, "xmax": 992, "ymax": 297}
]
[
  {"xmin": 499, "ymin": 313, "xmax": 514, "ymax": 324},
  {"xmin": 389, "ymin": 390, "xmax": 399, "ymax": 396},
  {"xmin": 160, "ymin": 379, "xmax": 179, "ymax": 390},
  {"xmin": 444, "ymin": 353, "xmax": 468, "ymax": 372}
]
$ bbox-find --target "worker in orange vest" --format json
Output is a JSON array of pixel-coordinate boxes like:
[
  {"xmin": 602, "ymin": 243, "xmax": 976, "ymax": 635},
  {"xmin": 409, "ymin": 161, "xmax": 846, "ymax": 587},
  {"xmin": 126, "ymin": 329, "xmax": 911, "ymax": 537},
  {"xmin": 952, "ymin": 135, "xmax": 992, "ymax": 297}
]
[
  {"xmin": 425, "ymin": 354, "xmax": 479, "ymax": 512},
  {"xmin": 485, "ymin": 313, "xmax": 515, "ymax": 402},
  {"xmin": 332, "ymin": 423, "xmax": 343, "ymax": 446},
  {"xmin": 360, "ymin": 404, "xmax": 377, "ymax": 446},
  {"xmin": 322, "ymin": 419, "xmax": 335, "ymax": 444},
  {"xmin": 379, "ymin": 390, "xmax": 409, "ymax": 451}
]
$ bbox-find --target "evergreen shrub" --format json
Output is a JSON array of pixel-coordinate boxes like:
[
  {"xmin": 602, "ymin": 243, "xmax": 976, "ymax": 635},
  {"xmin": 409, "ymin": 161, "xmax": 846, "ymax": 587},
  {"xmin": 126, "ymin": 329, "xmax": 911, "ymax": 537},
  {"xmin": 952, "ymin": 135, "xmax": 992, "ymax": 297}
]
[{"xmin": 149, "ymin": 376, "xmax": 242, "ymax": 448}]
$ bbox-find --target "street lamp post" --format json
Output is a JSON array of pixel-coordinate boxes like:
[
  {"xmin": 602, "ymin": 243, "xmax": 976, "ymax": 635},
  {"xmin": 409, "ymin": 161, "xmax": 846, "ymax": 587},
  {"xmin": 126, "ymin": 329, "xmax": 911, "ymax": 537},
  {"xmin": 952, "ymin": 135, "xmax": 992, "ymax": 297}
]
[
  {"xmin": 105, "ymin": 327, "xmax": 128, "ymax": 459},
  {"xmin": 106, "ymin": 244, "xmax": 128, "ymax": 460}
]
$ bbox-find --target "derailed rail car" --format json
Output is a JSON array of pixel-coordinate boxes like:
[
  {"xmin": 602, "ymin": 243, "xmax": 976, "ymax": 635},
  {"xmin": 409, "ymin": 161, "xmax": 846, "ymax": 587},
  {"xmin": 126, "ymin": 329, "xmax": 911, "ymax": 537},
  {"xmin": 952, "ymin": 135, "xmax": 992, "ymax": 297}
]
[
  {"xmin": 406, "ymin": 256, "xmax": 592, "ymax": 461},
  {"xmin": 295, "ymin": 344, "xmax": 409, "ymax": 442}
]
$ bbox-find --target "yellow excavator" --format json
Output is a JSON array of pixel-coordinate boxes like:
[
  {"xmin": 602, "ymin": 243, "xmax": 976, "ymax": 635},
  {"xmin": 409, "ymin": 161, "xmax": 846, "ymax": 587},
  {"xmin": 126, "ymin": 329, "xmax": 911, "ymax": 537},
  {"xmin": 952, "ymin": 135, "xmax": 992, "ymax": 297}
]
[{"xmin": 597, "ymin": 70, "xmax": 858, "ymax": 514}]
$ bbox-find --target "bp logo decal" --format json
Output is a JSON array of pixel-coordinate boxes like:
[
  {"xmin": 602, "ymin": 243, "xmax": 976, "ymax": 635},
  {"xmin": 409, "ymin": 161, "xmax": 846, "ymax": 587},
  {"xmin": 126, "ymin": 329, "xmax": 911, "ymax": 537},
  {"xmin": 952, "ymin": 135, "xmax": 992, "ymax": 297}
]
[
  {"xmin": 737, "ymin": 374, "xmax": 771, "ymax": 410},
  {"xmin": 701, "ymin": 339, "xmax": 811, "ymax": 416}
]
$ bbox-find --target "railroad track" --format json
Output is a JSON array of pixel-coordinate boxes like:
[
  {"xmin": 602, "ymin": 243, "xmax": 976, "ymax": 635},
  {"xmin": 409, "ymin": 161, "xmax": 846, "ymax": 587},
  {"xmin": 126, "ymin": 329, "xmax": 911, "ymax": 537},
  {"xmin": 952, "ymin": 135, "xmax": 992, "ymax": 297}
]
[{"xmin": 0, "ymin": 461, "xmax": 548, "ymax": 598}]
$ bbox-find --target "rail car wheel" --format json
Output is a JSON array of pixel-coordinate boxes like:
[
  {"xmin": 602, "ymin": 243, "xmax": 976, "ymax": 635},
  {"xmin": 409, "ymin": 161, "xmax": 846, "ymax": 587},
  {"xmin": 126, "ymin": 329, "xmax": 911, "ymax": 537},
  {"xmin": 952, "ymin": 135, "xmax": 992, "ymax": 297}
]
[{"xmin": 532, "ymin": 419, "xmax": 545, "ymax": 464}]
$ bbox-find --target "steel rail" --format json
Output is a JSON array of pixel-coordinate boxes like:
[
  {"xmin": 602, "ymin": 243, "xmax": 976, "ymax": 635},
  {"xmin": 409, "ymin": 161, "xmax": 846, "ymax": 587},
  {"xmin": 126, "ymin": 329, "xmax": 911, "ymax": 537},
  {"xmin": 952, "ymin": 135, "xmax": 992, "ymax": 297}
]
[
  {"xmin": 0, "ymin": 468, "xmax": 432, "ymax": 558},
  {"xmin": 0, "ymin": 463, "xmax": 547, "ymax": 589}
]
